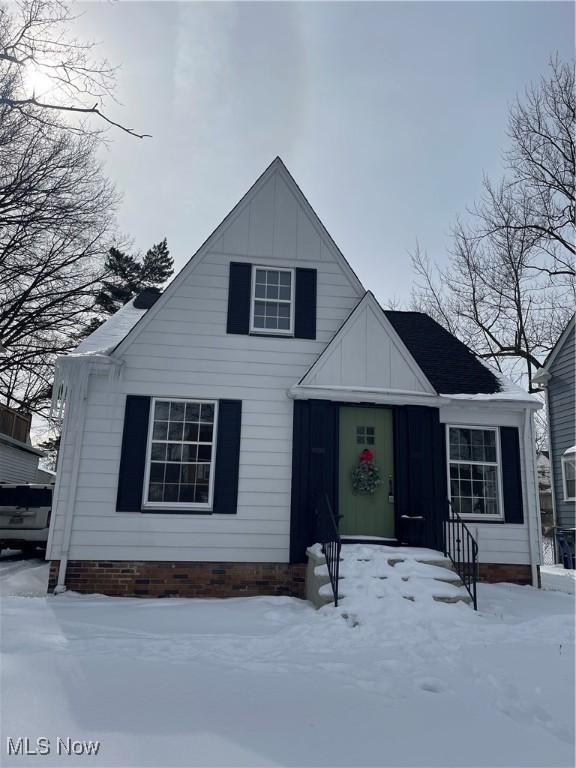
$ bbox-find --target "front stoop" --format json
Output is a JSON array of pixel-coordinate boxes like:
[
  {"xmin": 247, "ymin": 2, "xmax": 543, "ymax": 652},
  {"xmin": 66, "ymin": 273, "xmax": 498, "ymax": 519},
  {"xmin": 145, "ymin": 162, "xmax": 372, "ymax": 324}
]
[{"xmin": 306, "ymin": 544, "xmax": 473, "ymax": 609}]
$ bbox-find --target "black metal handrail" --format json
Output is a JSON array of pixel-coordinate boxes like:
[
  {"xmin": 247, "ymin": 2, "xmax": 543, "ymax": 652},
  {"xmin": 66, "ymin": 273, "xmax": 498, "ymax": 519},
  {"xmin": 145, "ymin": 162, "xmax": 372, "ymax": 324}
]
[
  {"xmin": 445, "ymin": 500, "xmax": 479, "ymax": 610},
  {"xmin": 315, "ymin": 493, "xmax": 341, "ymax": 607}
]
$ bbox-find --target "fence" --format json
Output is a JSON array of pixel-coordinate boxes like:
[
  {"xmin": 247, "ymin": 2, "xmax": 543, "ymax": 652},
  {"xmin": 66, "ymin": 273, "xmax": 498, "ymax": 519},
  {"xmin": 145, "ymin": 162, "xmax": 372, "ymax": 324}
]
[{"xmin": 0, "ymin": 404, "xmax": 32, "ymax": 443}]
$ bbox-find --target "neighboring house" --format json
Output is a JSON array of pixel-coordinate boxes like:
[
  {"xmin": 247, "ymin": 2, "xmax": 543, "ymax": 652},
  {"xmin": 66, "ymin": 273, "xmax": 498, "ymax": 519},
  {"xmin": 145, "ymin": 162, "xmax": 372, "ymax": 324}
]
[
  {"xmin": 47, "ymin": 158, "xmax": 543, "ymax": 598},
  {"xmin": 35, "ymin": 467, "xmax": 56, "ymax": 485},
  {"xmin": 0, "ymin": 404, "xmax": 45, "ymax": 484},
  {"xmin": 534, "ymin": 314, "xmax": 576, "ymax": 563}
]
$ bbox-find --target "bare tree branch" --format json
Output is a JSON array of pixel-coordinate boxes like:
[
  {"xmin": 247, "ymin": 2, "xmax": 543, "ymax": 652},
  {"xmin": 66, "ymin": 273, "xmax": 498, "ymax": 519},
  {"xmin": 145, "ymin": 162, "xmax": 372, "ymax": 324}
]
[
  {"xmin": 411, "ymin": 58, "xmax": 575, "ymax": 398},
  {"xmin": 0, "ymin": 0, "xmax": 149, "ymax": 138}
]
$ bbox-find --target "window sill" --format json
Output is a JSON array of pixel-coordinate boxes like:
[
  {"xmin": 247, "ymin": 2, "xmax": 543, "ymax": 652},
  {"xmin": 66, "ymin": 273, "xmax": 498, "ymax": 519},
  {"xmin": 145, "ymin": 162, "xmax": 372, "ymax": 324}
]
[
  {"xmin": 249, "ymin": 331, "xmax": 295, "ymax": 339},
  {"xmin": 140, "ymin": 508, "xmax": 214, "ymax": 516},
  {"xmin": 458, "ymin": 516, "xmax": 505, "ymax": 524}
]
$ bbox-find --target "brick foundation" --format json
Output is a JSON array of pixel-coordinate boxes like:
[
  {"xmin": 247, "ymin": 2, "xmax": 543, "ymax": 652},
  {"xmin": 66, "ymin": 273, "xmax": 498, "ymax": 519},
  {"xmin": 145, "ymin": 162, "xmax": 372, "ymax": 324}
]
[
  {"xmin": 48, "ymin": 560, "xmax": 306, "ymax": 599},
  {"xmin": 478, "ymin": 563, "xmax": 538, "ymax": 586}
]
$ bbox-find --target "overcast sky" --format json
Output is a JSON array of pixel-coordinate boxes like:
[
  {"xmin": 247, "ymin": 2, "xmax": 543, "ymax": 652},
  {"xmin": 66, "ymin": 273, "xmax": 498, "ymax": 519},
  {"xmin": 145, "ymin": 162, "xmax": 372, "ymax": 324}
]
[{"xmin": 77, "ymin": 1, "xmax": 574, "ymax": 306}]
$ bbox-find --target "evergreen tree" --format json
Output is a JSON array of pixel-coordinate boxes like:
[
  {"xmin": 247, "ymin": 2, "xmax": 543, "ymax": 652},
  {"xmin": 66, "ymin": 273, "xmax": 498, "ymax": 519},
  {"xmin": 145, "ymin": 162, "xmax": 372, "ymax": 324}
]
[{"xmin": 82, "ymin": 238, "xmax": 173, "ymax": 336}]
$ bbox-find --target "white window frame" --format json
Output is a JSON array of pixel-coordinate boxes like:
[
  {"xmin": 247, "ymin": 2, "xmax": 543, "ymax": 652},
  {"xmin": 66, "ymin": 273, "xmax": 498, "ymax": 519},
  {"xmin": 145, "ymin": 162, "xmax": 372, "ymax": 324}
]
[
  {"xmin": 142, "ymin": 397, "xmax": 218, "ymax": 511},
  {"xmin": 561, "ymin": 451, "xmax": 576, "ymax": 502},
  {"xmin": 446, "ymin": 425, "xmax": 505, "ymax": 521},
  {"xmin": 250, "ymin": 265, "xmax": 295, "ymax": 336}
]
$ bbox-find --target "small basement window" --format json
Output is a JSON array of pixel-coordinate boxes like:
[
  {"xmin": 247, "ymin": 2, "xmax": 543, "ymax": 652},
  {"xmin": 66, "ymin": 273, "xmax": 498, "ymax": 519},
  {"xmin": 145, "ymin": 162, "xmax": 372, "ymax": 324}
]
[
  {"xmin": 561, "ymin": 447, "xmax": 576, "ymax": 501},
  {"xmin": 143, "ymin": 398, "xmax": 217, "ymax": 509},
  {"xmin": 447, "ymin": 426, "xmax": 503, "ymax": 519},
  {"xmin": 250, "ymin": 266, "xmax": 294, "ymax": 335}
]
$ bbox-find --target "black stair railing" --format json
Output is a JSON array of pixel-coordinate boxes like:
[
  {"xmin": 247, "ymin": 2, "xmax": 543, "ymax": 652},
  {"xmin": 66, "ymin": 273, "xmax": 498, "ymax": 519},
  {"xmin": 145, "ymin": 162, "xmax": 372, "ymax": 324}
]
[
  {"xmin": 315, "ymin": 493, "xmax": 341, "ymax": 607},
  {"xmin": 444, "ymin": 500, "xmax": 479, "ymax": 610}
]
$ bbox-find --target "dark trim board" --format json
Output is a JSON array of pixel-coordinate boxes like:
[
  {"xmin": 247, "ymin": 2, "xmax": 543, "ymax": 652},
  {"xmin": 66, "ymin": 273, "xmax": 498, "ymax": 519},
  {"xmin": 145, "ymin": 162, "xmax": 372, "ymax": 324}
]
[{"xmin": 289, "ymin": 400, "xmax": 339, "ymax": 562}]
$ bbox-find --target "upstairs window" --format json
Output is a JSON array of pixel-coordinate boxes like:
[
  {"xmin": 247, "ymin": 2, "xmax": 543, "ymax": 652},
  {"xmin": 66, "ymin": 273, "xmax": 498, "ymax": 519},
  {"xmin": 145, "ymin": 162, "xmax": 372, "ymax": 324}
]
[
  {"xmin": 143, "ymin": 398, "xmax": 217, "ymax": 509},
  {"xmin": 561, "ymin": 447, "xmax": 576, "ymax": 501},
  {"xmin": 447, "ymin": 426, "xmax": 503, "ymax": 519},
  {"xmin": 250, "ymin": 267, "xmax": 294, "ymax": 335}
]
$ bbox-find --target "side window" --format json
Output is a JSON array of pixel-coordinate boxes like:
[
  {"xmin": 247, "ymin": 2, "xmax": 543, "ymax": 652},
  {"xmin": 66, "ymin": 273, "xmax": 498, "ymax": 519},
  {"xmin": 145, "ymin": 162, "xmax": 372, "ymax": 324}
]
[
  {"xmin": 227, "ymin": 262, "xmax": 316, "ymax": 340},
  {"xmin": 562, "ymin": 449, "xmax": 576, "ymax": 501},
  {"xmin": 251, "ymin": 267, "xmax": 294, "ymax": 335},
  {"xmin": 144, "ymin": 399, "xmax": 217, "ymax": 509},
  {"xmin": 448, "ymin": 426, "xmax": 503, "ymax": 519}
]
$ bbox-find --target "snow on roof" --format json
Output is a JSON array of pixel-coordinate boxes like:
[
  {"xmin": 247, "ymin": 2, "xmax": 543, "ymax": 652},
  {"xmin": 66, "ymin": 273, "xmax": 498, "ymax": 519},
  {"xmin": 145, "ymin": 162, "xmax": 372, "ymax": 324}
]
[
  {"xmin": 73, "ymin": 299, "xmax": 147, "ymax": 355},
  {"xmin": 563, "ymin": 446, "xmax": 576, "ymax": 456},
  {"xmin": 441, "ymin": 359, "xmax": 542, "ymax": 406}
]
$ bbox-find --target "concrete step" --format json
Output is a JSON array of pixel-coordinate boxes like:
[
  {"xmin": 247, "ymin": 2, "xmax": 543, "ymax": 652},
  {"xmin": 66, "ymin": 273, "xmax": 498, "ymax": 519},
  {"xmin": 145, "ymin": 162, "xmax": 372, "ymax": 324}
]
[
  {"xmin": 306, "ymin": 543, "xmax": 474, "ymax": 610},
  {"xmin": 433, "ymin": 594, "xmax": 473, "ymax": 605}
]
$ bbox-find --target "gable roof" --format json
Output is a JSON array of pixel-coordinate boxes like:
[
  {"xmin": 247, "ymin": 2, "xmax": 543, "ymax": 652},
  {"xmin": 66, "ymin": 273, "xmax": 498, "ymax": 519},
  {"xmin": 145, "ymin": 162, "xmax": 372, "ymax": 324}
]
[
  {"xmin": 111, "ymin": 156, "xmax": 365, "ymax": 356},
  {"xmin": 299, "ymin": 293, "xmax": 435, "ymax": 395},
  {"xmin": 383, "ymin": 311, "xmax": 501, "ymax": 395}
]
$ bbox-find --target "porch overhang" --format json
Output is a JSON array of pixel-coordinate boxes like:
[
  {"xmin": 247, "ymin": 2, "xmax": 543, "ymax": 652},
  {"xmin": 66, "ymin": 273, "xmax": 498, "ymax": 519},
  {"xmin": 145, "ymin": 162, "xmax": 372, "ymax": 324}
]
[
  {"xmin": 289, "ymin": 383, "xmax": 440, "ymax": 407},
  {"xmin": 288, "ymin": 383, "xmax": 542, "ymax": 410}
]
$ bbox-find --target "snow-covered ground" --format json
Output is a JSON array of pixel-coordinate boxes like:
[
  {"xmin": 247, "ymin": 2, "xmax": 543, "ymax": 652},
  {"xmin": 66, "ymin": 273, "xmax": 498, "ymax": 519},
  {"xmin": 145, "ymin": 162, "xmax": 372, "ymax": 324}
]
[
  {"xmin": 0, "ymin": 552, "xmax": 49, "ymax": 597},
  {"xmin": 0, "ymin": 557, "xmax": 574, "ymax": 768},
  {"xmin": 541, "ymin": 565, "xmax": 576, "ymax": 595}
]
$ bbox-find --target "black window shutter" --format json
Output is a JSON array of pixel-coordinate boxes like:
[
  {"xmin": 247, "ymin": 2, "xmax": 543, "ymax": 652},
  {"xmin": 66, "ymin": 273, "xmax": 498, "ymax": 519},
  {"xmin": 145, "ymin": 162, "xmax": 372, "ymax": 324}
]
[
  {"xmin": 500, "ymin": 426, "xmax": 524, "ymax": 524},
  {"xmin": 227, "ymin": 262, "xmax": 252, "ymax": 334},
  {"xmin": 116, "ymin": 395, "xmax": 151, "ymax": 512},
  {"xmin": 213, "ymin": 400, "xmax": 242, "ymax": 514},
  {"xmin": 294, "ymin": 268, "xmax": 317, "ymax": 340}
]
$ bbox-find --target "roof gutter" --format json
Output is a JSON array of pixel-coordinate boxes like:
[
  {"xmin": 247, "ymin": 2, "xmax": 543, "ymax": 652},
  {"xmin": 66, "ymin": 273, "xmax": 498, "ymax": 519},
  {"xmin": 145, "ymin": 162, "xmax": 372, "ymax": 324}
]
[
  {"xmin": 0, "ymin": 432, "xmax": 44, "ymax": 457},
  {"xmin": 289, "ymin": 384, "xmax": 541, "ymax": 409}
]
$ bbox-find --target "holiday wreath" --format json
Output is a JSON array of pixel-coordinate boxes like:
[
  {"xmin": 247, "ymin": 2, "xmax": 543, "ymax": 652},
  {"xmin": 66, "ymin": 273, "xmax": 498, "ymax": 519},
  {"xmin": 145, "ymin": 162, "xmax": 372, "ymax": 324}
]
[{"xmin": 351, "ymin": 448, "xmax": 382, "ymax": 495}]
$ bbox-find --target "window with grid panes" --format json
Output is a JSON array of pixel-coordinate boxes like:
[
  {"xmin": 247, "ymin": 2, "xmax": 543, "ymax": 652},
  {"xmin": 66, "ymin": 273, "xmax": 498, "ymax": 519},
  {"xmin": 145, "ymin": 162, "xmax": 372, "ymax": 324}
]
[
  {"xmin": 448, "ymin": 426, "xmax": 502, "ymax": 519},
  {"xmin": 251, "ymin": 267, "xmax": 294, "ymax": 334},
  {"xmin": 144, "ymin": 399, "xmax": 217, "ymax": 508}
]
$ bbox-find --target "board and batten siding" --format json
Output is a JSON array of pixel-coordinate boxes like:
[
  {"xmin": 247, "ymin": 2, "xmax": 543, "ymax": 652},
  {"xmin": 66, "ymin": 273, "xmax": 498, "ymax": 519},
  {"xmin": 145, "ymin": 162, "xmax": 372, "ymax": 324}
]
[
  {"xmin": 48, "ymin": 164, "xmax": 364, "ymax": 563},
  {"xmin": 439, "ymin": 404, "xmax": 537, "ymax": 566},
  {"xmin": 548, "ymin": 322, "xmax": 576, "ymax": 528}
]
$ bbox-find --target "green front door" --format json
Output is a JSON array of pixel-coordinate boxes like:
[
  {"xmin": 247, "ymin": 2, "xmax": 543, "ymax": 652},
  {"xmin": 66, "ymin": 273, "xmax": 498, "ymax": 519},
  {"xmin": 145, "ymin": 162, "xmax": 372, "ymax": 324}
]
[{"xmin": 338, "ymin": 406, "xmax": 395, "ymax": 538}]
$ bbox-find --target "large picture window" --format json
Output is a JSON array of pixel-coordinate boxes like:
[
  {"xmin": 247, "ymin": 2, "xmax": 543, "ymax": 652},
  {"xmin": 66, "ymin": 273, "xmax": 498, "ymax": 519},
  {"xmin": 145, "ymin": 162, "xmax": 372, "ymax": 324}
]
[
  {"xmin": 561, "ymin": 447, "xmax": 576, "ymax": 501},
  {"xmin": 250, "ymin": 266, "xmax": 294, "ymax": 334},
  {"xmin": 447, "ymin": 426, "xmax": 503, "ymax": 519},
  {"xmin": 143, "ymin": 399, "xmax": 217, "ymax": 509}
]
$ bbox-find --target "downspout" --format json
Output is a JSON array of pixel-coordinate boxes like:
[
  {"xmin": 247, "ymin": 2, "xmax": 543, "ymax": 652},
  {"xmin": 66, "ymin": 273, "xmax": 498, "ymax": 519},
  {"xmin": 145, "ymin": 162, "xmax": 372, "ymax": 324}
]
[
  {"xmin": 541, "ymin": 382, "xmax": 559, "ymax": 553},
  {"xmin": 54, "ymin": 363, "xmax": 90, "ymax": 593},
  {"xmin": 523, "ymin": 407, "xmax": 541, "ymax": 588}
]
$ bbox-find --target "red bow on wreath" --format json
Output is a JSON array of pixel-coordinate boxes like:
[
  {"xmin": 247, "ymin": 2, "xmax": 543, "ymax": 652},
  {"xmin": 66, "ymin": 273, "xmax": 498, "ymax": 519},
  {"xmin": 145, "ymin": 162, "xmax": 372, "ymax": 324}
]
[{"xmin": 351, "ymin": 448, "xmax": 381, "ymax": 495}]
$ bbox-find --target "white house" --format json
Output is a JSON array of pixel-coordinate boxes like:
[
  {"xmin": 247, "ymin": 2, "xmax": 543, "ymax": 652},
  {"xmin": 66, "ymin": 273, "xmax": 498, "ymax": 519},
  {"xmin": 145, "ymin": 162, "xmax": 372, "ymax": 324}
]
[{"xmin": 46, "ymin": 158, "xmax": 543, "ymax": 600}]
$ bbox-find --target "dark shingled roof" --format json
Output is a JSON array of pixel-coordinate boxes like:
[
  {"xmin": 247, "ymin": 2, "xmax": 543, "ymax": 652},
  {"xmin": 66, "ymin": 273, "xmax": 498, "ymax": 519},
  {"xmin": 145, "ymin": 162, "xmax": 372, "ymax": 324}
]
[{"xmin": 384, "ymin": 311, "xmax": 501, "ymax": 395}]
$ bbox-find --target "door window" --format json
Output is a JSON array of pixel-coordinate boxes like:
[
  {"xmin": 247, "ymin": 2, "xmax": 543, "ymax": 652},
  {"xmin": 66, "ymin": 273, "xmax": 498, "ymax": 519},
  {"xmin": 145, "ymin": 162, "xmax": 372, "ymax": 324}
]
[{"xmin": 356, "ymin": 426, "xmax": 375, "ymax": 445}]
